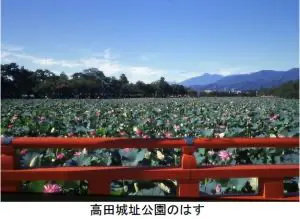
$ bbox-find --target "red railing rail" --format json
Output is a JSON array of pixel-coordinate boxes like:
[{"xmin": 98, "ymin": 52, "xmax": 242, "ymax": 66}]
[{"xmin": 1, "ymin": 137, "xmax": 299, "ymax": 201}]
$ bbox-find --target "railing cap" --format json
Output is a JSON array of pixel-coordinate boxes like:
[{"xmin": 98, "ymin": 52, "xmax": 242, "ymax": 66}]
[
  {"xmin": 1, "ymin": 136, "xmax": 14, "ymax": 145},
  {"xmin": 184, "ymin": 137, "xmax": 194, "ymax": 146}
]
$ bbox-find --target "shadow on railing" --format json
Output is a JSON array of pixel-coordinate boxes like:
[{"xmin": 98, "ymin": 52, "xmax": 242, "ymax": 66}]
[{"xmin": 1, "ymin": 137, "xmax": 299, "ymax": 201}]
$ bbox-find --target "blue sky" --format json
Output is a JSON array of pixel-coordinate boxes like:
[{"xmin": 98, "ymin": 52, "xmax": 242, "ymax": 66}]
[{"xmin": 1, "ymin": 0, "xmax": 299, "ymax": 83}]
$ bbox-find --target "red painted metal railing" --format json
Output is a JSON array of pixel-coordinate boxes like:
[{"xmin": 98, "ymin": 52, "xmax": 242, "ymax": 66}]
[{"xmin": 1, "ymin": 137, "xmax": 299, "ymax": 201}]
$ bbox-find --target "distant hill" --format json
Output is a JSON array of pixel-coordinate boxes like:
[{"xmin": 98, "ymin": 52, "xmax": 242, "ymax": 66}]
[
  {"xmin": 259, "ymin": 79, "xmax": 299, "ymax": 99},
  {"xmin": 187, "ymin": 68, "xmax": 299, "ymax": 91},
  {"xmin": 180, "ymin": 73, "xmax": 223, "ymax": 86}
]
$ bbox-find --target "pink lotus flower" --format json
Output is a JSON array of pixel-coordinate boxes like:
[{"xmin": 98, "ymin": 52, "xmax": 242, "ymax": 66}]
[
  {"xmin": 270, "ymin": 114, "xmax": 280, "ymax": 121},
  {"xmin": 136, "ymin": 129, "xmax": 143, "ymax": 136},
  {"xmin": 95, "ymin": 111, "xmax": 100, "ymax": 116},
  {"xmin": 39, "ymin": 116, "xmax": 46, "ymax": 122},
  {"xmin": 67, "ymin": 132, "xmax": 74, "ymax": 137},
  {"xmin": 119, "ymin": 131, "xmax": 127, "ymax": 136},
  {"xmin": 215, "ymin": 184, "xmax": 222, "ymax": 194},
  {"xmin": 218, "ymin": 133, "xmax": 225, "ymax": 138},
  {"xmin": 43, "ymin": 183, "xmax": 62, "ymax": 193},
  {"xmin": 123, "ymin": 148, "xmax": 134, "ymax": 153},
  {"xmin": 143, "ymin": 135, "xmax": 150, "ymax": 139},
  {"xmin": 74, "ymin": 151, "xmax": 82, "ymax": 156},
  {"xmin": 20, "ymin": 149, "xmax": 28, "ymax": 156},
  {"xmin": 11, "ymin": 115, "xmax": 18, "ymax": 121},
  {"xmin": 165, "ymin": 132, "xmax": 173, "ymax": 138},
  {"xmin": 56, "ymin": 153, "xmax": 65, "ymax": 160},
  {"xmin": 174, "ymin": 125, "xmax": 180, "ymax": 132},
  {"xmin": 8, "ymin": 124, "xmax": 13, "ymax": 129},
  {"xmin": 90, "ymin": 130, "xmax": 96, "ymax": 136},
  {"xmin": 218, "ymin": 150, "xmax": 232, "ymax": 161},
  {"xmin": 133, "ymin": 127, "xmax": 143, "ymax": 136}
]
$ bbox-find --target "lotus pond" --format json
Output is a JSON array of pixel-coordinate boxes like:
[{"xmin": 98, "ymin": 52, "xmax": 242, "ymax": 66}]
[{"xmin": 1, "ymin": 97, "xmax": 299, "ymax": 196}]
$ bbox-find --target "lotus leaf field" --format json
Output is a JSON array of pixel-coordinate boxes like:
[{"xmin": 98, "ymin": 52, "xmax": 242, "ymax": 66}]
[{"xmin": 1, "ymin": 97, "xmax": 299, "ymax": 196}]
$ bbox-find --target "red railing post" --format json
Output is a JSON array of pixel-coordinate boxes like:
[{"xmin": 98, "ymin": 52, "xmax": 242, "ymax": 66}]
[
  {"xmin": 258, "ymin": 178, "xmax": 284, "ymax": 198},
  {"xmin": 1, "ymin": 137, "xmax": 20, "ymax": 192},
  {"xmin": 88, "ymin": 178, "xmax": 111, "ymax": 195},
  {"xmin": 178, "ymin": 137, "xmax": 199, "ymax": 197}
]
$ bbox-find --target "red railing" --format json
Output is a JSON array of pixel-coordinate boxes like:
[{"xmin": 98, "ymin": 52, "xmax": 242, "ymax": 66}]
[{"xmin": 1, "ymin": 137, "xmax": 299, "ymax": 201}]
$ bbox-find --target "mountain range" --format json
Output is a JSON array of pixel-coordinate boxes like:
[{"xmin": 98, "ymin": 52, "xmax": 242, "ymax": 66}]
[
  {"xmin": 179, "ymin": 68, "xmax": 299, "ymax": 91},
  {"xmin": 180, "ymin": 73, "xmax": 224, "ymax": 86}
]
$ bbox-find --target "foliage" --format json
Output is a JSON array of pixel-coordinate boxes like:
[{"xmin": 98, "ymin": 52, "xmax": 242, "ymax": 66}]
[
  {"xmin": 1, "ymin": 97, "xmax": 299, "ymax": 195},
  {"xmin": 259, "ymin": 80, "xmax": 299, "ymax": 99},
  {"xmin": 1, "ymin": 63, "xmax": 196, "ymax": 99}
]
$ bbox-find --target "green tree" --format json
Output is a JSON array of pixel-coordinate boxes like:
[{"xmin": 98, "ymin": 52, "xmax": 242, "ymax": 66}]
[{"xmin": 1, "ymin": 62, "xmax": 196, "ymax": 99}]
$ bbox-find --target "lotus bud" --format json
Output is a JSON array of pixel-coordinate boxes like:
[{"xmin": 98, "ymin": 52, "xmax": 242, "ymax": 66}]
[
  {"xmin": 82, "ymin": 148, "xmax": 88, "ymax": 155},
  {"xmin": 158, "ymin": 183, "xmax": 170, "ymax": 193},
  {"xmin": 29, "ymin": 155, "xmax": 40, "ymax": 168},
  {"xmin": 134, "ymin": 183, "xmax": 139, "ymax": 192},
  {"xmin": 215, "ymin": 184, "xmax": 222, "ymax": 194}
]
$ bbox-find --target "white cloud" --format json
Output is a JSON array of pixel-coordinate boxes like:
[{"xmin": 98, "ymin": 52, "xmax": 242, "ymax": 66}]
[
  {"xmin": 79, "ymin": 57, "xmax": 123, "ymax": 76},
  {"xmin": 1, "ymin": 43, "xmax": 24, "ymax": 52},
  {"xmin": 125, "ymin": 66, "xmax": 167, "ymax": 82},
  {"xmin": 1, "ymin": 51, "xmax": 13, "ymax": 63},
  {"xmin": 216, "ymin": 67, "xmax": 241, "ymax": 76},
  {"xmin": 1, "ymin": 44, "xmax": 169, "ymax": 83},
  {"xmin": 32, "ymin": 58, "xmax": 57, "ymax": 66},
  {"xmin": 50, "ymin": 70, "xmax": 61, "ymax": 74},
  {"xmin": 1, "ymin": 43, "xmax": 248, "ymax": 83}
]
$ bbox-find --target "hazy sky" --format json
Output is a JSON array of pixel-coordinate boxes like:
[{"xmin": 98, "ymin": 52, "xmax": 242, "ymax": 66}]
[{"xmin": 1, "ymin": 0, "xmax": 299, "ymax": 83}]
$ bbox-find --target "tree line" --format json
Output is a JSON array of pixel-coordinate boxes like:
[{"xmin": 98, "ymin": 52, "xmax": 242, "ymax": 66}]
[
  {"xmin": 197, "ymin": 81, "xmax": 299, "ymax": 99},
  {"xmin": 258, "ymin": 80, "xmax": 299, "ymax": 99},
  {"xmin": 1, "ymin": 63, "xmax": 197, "ymax": 99},
  {"xmin": 198, "ymin": 90, "xmax": 258, "ymax": 97}
]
